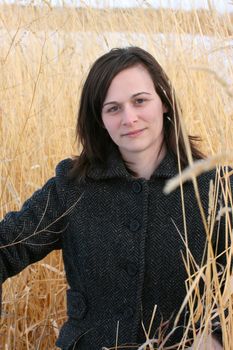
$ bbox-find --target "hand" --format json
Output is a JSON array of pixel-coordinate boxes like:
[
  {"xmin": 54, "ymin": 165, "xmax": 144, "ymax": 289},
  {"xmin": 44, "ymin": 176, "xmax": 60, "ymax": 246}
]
[{"xmin": 186, "ymin": 334, "xmax": 223, "ymax": 350}]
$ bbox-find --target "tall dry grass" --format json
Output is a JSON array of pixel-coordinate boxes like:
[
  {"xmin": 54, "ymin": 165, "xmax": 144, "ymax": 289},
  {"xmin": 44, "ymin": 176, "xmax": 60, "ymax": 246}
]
[{"xmin": 0, "ymin": 1, "xmax": 233, "ymax": 349}]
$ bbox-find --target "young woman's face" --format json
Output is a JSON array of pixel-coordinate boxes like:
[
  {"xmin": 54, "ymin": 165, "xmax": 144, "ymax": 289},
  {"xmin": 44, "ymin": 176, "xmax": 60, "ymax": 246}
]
[{"xmin": 101, "ymin": 65, "xmax": 167, "ymax": 161}]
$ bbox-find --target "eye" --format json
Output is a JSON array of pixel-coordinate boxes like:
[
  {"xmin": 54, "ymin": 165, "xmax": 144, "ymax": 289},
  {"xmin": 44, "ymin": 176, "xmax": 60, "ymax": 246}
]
[
  {"xmin": 135, "ymin": 98, "xmax": 146, "ymax": 105},
  {"xmin": 106, "ymin": 105, "xmax": 119, "ymax": 113}
]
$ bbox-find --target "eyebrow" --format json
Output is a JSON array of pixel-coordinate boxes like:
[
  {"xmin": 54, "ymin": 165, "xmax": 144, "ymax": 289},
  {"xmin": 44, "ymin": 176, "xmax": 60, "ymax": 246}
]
[{"xmin": 102, "ymin": 92, "xmax": 152, "ymax": 107}]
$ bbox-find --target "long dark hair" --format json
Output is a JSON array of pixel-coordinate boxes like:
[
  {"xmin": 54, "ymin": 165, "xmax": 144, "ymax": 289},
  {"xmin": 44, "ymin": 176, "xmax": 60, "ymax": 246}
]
[{"xmin": 70, "ymin": 46, "xmax": 204, "ymax": 180}]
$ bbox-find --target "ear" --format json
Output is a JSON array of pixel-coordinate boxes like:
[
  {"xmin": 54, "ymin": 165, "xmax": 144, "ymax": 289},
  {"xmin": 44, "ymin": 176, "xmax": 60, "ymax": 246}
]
[{"xmin": 162, "ymin": 104, "xmax": 168, "ymax": 114}]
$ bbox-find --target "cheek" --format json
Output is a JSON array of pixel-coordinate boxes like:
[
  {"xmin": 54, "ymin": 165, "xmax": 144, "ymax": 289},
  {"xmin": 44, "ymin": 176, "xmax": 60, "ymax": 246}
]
[
  {"xmin": 102, "ymin": 116, "xmax": 109, "ymax": 131},
  {"xmin": 102, "ymin": 117, "xmax": 119, "ymax": 135},
  {"xmin": 102, "ymin": 118, "xmax": 111, "ymax": 133}
]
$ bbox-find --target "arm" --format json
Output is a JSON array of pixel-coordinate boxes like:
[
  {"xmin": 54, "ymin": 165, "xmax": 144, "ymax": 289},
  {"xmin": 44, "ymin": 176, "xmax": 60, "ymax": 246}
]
[{"xmin": 0, "ymin": 163, "xmax": 70, "ymax": 285}]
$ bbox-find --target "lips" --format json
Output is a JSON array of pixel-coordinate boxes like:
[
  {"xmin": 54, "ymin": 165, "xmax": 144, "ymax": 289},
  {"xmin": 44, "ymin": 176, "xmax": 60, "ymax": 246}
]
[{"xmin": 122, "ymin": 128, "xmax": 146, "ymax": 137}]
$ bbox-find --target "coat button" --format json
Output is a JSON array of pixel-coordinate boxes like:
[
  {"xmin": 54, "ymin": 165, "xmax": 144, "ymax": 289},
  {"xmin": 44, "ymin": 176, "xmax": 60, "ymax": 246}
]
[
  {"xmin": 126, "ymin": 263, "xmax": 138, "ymax": 276},
  {"xmin": 132, "ymin": 181, "xmax": 142, "ymax": 193},
  {"xmin": 129, "ymin": 219, "xmax": 140, "ymax": 232}
]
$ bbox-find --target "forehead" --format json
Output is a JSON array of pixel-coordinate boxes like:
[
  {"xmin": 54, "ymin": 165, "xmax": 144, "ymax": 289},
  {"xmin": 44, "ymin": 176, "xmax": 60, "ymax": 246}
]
[{"xmin": 104, "ymin": 65, "xmax": 155, "ymax": 101}]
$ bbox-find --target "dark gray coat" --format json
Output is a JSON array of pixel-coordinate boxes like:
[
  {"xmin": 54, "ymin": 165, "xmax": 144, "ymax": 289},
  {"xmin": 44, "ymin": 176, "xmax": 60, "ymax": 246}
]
[{"xmin": 0, "ymin": 151, "xmax": 230, "ymax": 349}]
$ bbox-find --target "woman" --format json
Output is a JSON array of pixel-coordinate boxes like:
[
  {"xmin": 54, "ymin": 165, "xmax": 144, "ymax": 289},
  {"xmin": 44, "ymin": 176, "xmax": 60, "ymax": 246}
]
[{"xmin": 0, "ymin": 47, "xmax": 228, "ymax": 349}]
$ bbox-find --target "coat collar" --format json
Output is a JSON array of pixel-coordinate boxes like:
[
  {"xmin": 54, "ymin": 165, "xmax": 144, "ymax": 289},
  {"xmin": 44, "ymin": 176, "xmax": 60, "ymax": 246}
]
[{"xmin": 87, "ymin": 149, "xmax": 179, "ymax": 180}]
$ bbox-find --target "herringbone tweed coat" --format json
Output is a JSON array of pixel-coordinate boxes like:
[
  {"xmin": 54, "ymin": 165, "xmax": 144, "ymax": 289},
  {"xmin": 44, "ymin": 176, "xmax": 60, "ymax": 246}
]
[{"xmin": 0, "ymin": 151, "xmax": 230, "ymax": 349}]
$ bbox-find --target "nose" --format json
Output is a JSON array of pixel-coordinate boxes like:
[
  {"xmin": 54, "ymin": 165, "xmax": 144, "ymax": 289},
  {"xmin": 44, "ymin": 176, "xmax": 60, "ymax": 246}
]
[{"xmin": 121, "ymin": 105, "xmax": 138, "ymax": 125}]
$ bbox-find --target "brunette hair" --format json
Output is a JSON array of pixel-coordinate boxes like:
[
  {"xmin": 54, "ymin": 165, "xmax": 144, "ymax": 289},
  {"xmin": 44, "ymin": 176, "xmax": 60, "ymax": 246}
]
[{"xmin": 70, "ymin": 46, "xmax": 204, "ymax": 180}]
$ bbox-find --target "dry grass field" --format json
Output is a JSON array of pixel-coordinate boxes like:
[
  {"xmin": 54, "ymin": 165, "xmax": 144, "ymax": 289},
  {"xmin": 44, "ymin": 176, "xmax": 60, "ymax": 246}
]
[{"xmin": 0, "ymin": 1, "xmax": 233, "ymax": 349}]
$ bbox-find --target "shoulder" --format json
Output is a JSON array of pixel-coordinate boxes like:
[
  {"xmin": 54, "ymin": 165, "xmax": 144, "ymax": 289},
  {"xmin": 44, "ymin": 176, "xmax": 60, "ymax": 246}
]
[
  {"xmin": 55, "ymin": 158, "xmax": 74, "ymax": 177},
  {"xmin": 197, "ymin": 168, "xmax": 216, "ymax": 184},
  {"xmin": 195, "ymin": 165, "xmax": 227, "ymax": 192},
  {"xmin": 53, "ymin": 158, "xmax": 77, "ymax": 194},
  {"xmin": 198, "ymin": 165, "xmax": 233, "ymax": 184},
  {"xmin": 54, "ymin": 158, "xmax": 84, "ymax": 200},
  {"xmin": 195, "ymin": 165, "xmax": 233, "ymax": 202}
]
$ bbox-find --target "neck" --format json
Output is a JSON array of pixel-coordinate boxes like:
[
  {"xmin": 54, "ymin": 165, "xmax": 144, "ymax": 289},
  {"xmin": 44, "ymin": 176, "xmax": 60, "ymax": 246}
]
[{"xmin": 122, "ymin": 143, "xmax": 167, "ymax": 180}]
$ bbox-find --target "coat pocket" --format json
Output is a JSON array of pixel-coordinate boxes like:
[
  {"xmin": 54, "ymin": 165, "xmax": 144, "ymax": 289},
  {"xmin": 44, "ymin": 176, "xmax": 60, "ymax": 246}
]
[
  {"xmin": 66, "ymin": 289, "xmax": 87, "ymax": 320},
  {"xmin": 56, "ymin": 289, "xmax": 134, "ymax": 349},
  {"xmin": 56, "ymin": 289, "xmax": 88, "ymax": 349},
  {"xmin": 55, "ymin": 320, "xmax": 86, "ymax": 349}
]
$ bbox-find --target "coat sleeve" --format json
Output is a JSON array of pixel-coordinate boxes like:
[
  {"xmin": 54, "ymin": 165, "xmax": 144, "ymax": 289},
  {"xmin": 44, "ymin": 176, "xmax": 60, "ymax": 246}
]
[{"xmin": 0, "ymin": 160, "xmax": 71, "ymax": 301}]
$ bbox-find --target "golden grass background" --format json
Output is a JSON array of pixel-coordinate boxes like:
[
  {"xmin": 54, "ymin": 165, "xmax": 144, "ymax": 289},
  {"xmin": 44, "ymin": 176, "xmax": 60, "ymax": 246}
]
[{"xmin": 0, "ymin": 1, "xmax": 233, "ymax": 349}]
